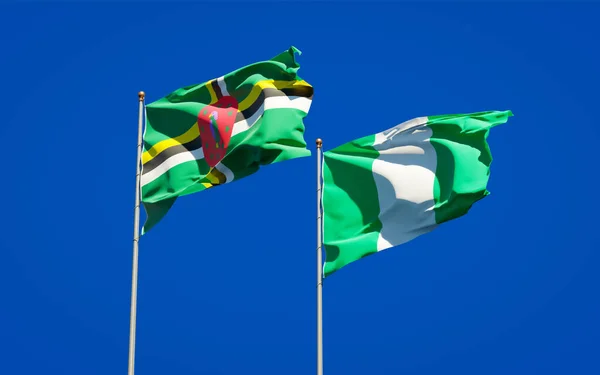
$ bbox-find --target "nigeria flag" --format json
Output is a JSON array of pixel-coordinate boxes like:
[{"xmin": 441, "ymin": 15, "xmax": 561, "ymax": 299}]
[
  {"xmin": 141, "ymin": 46, "xmax": 313, "ymax": 233},
  {"xmin": 322, "ymin": 110, "xmax": 513, "ymax": 277}
]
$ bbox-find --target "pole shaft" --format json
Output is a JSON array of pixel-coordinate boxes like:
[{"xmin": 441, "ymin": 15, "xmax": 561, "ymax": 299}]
[
  {"xmin": 316, "ymin": 138, "xmax": 323, "ymax": 375},
  {"xmin": 128, "ymin": 91, "xmax": 145, "ymax": 375}
]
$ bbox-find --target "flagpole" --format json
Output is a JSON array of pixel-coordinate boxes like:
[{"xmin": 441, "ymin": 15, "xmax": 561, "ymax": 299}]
[
  {"xmin": 128, "ymin": 91, "xmax": 145, "ymax": 375},
  {"xmin": 316, "ymin": 138, "xmax": 324, "ymax": 375}
]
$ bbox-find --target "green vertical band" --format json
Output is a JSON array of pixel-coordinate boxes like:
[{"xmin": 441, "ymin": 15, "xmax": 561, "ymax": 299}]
[{"xmin": 322, "ymin": 134, "xmax": 382, "ymax": 277}]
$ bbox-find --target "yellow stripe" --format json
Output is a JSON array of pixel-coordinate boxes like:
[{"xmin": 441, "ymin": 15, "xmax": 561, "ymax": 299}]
[
  {"xmin": 143, "ymin": 79, "xmax": 311, "ymax": 164},
  {"xmin": 206, "ymin": 175, "xmax": 219, "ymax": 184},
  {"xmin": 238, "ymin": 80, "xmax": 311, "ymax": 111},
  {"xmin": 205, "ymin": 169, "xmax": 220, "ymax": 184},
  {"xmin": 142, "ymin": 124, "xmax": 199, "ymax": 165},
  {"xmin": 206, "ymin": 79, "xmax": 218, "ymax": 103}
]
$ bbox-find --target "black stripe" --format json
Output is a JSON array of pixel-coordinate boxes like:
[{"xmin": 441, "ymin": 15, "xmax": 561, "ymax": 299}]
[
  {"xmin": 142, "ymin": 138, "xmax": 203, "ymax": 174},
  {"xmin": 142, "ymin": 84, "xmax": 314, "ymax": 175},
  {"xmin": 211, "ymin": 79, "xmax": 223, "ymax": 98},
  {"xmin": 239, "ymin": 86, "xmax": 313, "ymax": 121},
  {"xmin": 281, "ymin": 85, "xmax": 314, "ymax": 98}
]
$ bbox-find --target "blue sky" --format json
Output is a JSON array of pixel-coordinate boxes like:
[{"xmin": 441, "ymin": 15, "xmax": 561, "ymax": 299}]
[{"xmin": 1, "ymin": 2, "xmax": 598, "ymax": 375}]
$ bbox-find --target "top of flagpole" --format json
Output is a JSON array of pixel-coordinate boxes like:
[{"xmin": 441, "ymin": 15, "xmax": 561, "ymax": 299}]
[
  {"xmin": 316, "ymin": 138, "xmax": 322, "ymax": 148},
  {"xmin": 138, "ymin": 91, "xmax": 145, "ymax": 101}
]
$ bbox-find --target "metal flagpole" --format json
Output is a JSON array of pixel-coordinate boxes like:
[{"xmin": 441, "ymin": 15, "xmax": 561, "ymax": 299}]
[
  {"xmin": 316, "ymin": 138, "xmax": 324, "ymax": 375},
  {"xmin": 128, "ymin": 91, "xmax": 145, "ymax": 375}
]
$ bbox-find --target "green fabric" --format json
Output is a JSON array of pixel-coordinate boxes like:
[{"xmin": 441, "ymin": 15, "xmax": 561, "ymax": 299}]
[
  {"xmin": 217, "ymin": 46, "xmax": 302, "ymax": 96},
  {"xmin": 140, "ymin": 46, "xmax": 313, "ymax": 234},
  {"xmin": 144, "ymin": 101, "xmax": 209, "ymax": 147},
  {"xmin": 222, "ymin": 108, "xmax": 311, "ymax": 180},
  {"xmin": 141, "ymin": 108, "xmax": 310, "ymax": 203},
  {"xmin": 322, "ymin": 134, "xmax": 382, "ymax": 277},
  {"xmin": 429, "ymin": 111, "xmax": 513, "ymax": 223},
  {"xmin": 321, "ymin": 110, "xmax": 513, "ymax": 277}
]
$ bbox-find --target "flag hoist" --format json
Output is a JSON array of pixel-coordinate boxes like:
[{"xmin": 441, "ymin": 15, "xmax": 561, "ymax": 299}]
[
  {"xmin": 128, "ymin": 91, "xmax": 145, "ymax": 375},
  {"xmin": 316, "ymin": 138, "xmax": 324, "ymax": 375}
]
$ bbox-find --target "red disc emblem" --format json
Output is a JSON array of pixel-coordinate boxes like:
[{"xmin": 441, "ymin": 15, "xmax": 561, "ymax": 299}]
[{"xmin": 197, "ymin": 96, "xmax": 238, "ymax": 167}]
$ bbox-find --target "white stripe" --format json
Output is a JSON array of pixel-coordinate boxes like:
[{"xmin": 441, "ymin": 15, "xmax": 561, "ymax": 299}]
[
  {"xmin": 142, "ymin": 95, "xmax": 312, "ymax": 187},
  {"xmin": 232, "ymin": 96, "xmax": 312, "ymax": 137},
  {"xmin": 371, "ymin": 116, "xmax": 439, "ymax": 251},
  {"xmin": 216, "ymin": 76, "xmax": 229, "ymax": 96},
  {"xmin": 215, "ymin": 162, "xmax": 234, "ymax": 183},
  {"xmin": 141, "ymin": 148, "xmax": 204, "ymax": 187}
]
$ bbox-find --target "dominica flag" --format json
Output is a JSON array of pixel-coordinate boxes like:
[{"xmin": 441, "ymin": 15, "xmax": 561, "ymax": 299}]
[
  {"xmin": 321, "ymin": 110, "xmax": 512, "ymax": 277},
  {"xmin": 141, "ymin": 46, "xmax": 313, "ymax": 234}
]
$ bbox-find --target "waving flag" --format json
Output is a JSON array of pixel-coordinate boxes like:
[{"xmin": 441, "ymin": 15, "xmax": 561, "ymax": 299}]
[
  {"xmin": 141, "ymin": 47, "xmax": 313, "ymax": 234},
  {"xmin": 321, "ymin": 111, "xmax": 512, "ymax": 276}
]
